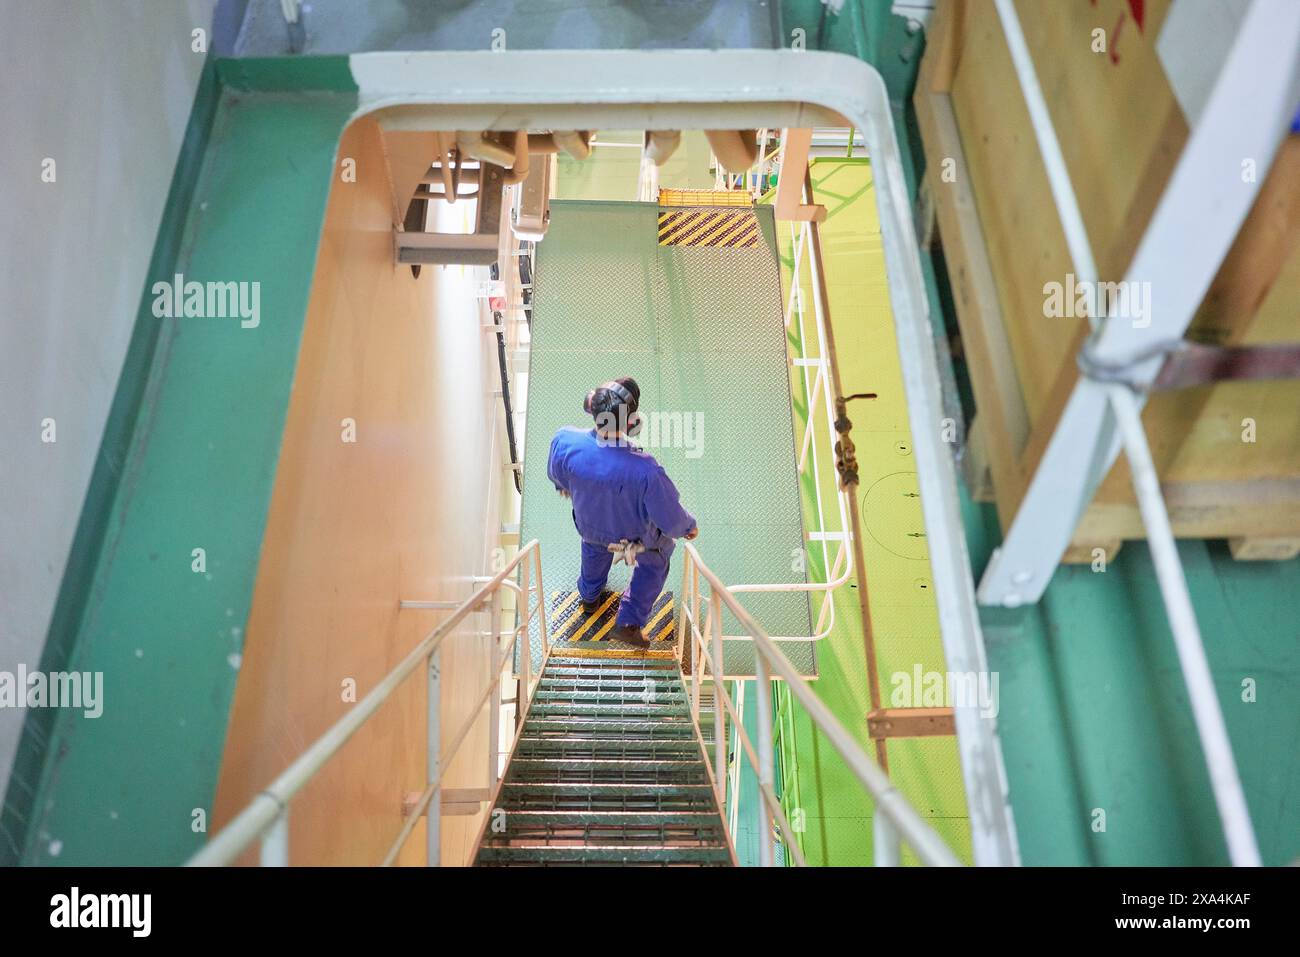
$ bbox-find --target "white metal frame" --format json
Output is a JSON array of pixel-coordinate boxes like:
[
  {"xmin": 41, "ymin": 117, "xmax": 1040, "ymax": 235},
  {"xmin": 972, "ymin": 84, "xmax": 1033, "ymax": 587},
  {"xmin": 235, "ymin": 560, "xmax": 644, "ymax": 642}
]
[
  {"xmin": 972, "ymin": 0, "xmax": 1300, "ymax": 866},
  {"xmin": 677, "ymin": 542, "xmax": 963, "ymax": 867}
]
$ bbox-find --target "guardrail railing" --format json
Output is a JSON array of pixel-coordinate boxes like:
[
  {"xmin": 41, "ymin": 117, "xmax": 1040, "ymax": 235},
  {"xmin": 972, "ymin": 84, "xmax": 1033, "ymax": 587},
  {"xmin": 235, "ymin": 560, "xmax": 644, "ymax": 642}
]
[
  {"xmin": 187, "ymin": 540, "xmax": 549, "ymax": 867},
  {"xmin": 676, "ymin": 541, "xmax": 963, "ymax": 867}
]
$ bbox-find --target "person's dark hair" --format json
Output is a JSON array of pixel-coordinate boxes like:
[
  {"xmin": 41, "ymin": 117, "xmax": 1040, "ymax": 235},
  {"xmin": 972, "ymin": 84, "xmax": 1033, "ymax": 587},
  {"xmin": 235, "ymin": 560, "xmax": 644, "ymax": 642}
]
[{"xmin": 584, "ymin": 377, "xmax": 641, "ymax": 436}]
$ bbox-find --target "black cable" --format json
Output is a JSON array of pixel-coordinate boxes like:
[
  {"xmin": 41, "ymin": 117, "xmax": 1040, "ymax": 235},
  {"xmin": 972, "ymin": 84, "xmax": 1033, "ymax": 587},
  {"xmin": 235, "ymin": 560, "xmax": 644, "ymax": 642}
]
[{"xmin": 490, "ymin": 263, "xmax": 523, "ymax": 494}]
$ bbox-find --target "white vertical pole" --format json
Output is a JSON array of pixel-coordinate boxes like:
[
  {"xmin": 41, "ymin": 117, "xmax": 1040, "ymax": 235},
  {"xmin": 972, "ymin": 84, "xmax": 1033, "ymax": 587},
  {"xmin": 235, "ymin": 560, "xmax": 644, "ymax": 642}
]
[
  {"xmin": 1108, "ymin": 385, "xmax": 1261, "ymax": 866},
  {"xmin": 427, "ymin": 650, "xmax": 442, "ymax": 867},
  {"xmin": 488, "ymin": 592, "xmax": 501, "ymax": 788},
  {"xmin": 519, "ymin": 551, "xmax": 532, "ymax": 720},
  {"xmin": 754, "ymin": 653, "xmax": 776, "ymax": 867},
  {"xmin": 711, "ymin": 589, "xmax": 726, "ymax": 804},
  {"xmin": 260, "ymin": 808, "xmax": 289, "ymax": 867},
  {"xmin": 873, "ymin": 812, "xmax": 901, "ymax": 867},
  {"xmin": 533, "ymin": 547, "xmax": 550, "ymax": 653}
]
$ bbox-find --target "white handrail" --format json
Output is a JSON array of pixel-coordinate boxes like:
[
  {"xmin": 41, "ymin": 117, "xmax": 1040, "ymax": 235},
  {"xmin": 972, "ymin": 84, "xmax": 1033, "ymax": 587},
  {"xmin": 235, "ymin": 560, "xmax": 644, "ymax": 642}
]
[
  {"xmin": 187, "ymin": 540, "xmax": 550, "ymax": 867},
  {"xmin": 678, "ymin": 541, "xmax": 963, "ymax": 867}
]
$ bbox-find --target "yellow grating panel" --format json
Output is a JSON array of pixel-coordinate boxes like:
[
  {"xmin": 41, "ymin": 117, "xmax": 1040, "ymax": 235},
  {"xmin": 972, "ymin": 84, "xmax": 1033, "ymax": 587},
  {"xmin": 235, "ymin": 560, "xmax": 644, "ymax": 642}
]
[
  {"xmin": 657, "ymin": 187, "xmax": 752, "ymax": 208},
  {"xmin": 657, "ymin": 207, "xmax": 760, "ymax": 248}
]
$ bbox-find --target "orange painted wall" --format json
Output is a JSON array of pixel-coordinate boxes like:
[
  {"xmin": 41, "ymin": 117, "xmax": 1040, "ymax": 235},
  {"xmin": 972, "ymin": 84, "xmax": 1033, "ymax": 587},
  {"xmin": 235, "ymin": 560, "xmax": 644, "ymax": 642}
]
[{"xmin": 212, "ymin": 115, "xmax": 509, "ymax": 865}]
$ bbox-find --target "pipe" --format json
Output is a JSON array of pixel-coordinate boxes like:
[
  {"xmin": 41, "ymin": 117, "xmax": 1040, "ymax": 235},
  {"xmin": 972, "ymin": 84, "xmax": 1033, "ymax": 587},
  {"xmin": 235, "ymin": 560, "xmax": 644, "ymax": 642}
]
[
  {"xmin": 456, "ymin": 130, "xmax": 515, "ymax": 168},
  {"xmin": 705, "ymin": 129, "xmax": 760, "ymax": 174},
  {"xmin": 551, "ymin": 129, "xmax": 592, "ymax": 160},
  {"xmin": 502, "ymin": 130, "xmax": 531, "ymax": 186},
  {"xmin": 526, "ymin": 132, "xmax": 561, "ymax": 154},
  {"xmin": 1107, "ymin": 385, "xmax": 1261, "ymax": 866},
  {"xmin": 643, "ymin": 129, "xmax": 682, "ymax": 166}
]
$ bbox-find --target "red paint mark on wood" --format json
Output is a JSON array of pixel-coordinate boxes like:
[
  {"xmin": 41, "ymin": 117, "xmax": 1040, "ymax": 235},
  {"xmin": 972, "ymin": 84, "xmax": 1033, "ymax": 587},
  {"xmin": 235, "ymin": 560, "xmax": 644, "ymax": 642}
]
[
  {"xmin": 1110, "ymin": 10, "xmax": 1126, "ymax": 65},
  {"xmin": 1128, "ymin": 0, "xmax": 1145, "ymax": 32}
]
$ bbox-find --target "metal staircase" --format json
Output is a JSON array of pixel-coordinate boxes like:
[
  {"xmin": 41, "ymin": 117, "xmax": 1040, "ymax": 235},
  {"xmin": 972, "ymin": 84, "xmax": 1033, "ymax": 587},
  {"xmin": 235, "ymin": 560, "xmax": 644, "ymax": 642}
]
[
  {"xmin": 474, "ymin": 654, "xmax": 736, "ymax": 866},
  {"xmin": 194, "ymin": 541, "xmax": 965, "ymax": 868}
]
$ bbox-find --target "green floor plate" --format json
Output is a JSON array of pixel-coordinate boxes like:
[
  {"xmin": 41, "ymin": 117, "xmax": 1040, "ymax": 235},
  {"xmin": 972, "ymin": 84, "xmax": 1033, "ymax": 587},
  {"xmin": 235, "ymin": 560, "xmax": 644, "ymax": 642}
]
[{"xmin": 520, "ymin": 200, "xmax": 814, "ymax": 677}]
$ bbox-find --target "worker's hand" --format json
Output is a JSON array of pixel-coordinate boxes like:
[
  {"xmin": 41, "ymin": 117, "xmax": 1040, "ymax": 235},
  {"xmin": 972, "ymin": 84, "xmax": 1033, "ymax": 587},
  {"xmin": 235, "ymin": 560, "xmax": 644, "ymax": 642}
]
[
  {"xmin": 684, "ymin": 525, "xmax": 699, "ymax": 541},
  {"xmin": 557, "ymin": 487, "xmax": 570, "ymax": 499}
]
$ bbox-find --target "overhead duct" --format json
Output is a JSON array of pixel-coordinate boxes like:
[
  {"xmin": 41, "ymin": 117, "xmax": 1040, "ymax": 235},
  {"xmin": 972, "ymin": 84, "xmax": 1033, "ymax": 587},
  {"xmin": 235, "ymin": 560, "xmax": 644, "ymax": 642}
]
[
  {"xmin": 643, "ymin": 129, "xmax": 682, "ymax": 165},
  {"xmin": 551, "ymin": 129, "xmax": 593, "ymax": 160},
  {"xmin": 705, "ymin": 129, "xmax": 760, "ymax": 174}
]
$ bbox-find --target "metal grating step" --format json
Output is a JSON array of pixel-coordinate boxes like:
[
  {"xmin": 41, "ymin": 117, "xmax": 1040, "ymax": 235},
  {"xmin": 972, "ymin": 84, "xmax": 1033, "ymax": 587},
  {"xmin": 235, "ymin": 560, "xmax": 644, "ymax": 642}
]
[
  {"xmin": 522, "ymin": 717, "xmax": 695, "ymax": 734},
  {"xmin": 481, "ymin": 817, "xmax": 726, "ymax": 847},
  {"xmin": 514, "ymin": 739, "xmax": 703, "ymax": 761},
  {"xmin": 507, "ymin": 764, "xmax": 712, "ymax": 787},
  {"xmin": 544, "ymin": 663, "xmax": 680, "ymax": 679},
  {"xmin": 476, "ymin": 845, "xmax": 732, "ymax": 866},
  {"xmin": 474, "ymin": 656, "xmax": 734, "ymax": 865},
  {"xmin": 484, "ymin": 810, "xmax": 722, "ymax": 828},
  {"xmin": 535, "ymin": 684, "xmax": 686, "ymax": 700},
  {"xmin": 499, "ymin": 789, "xmax": 719, "ymax": 815},
  {"xmin": 528, "ymin": 701, "xmax": 688, "ymax": 718}
]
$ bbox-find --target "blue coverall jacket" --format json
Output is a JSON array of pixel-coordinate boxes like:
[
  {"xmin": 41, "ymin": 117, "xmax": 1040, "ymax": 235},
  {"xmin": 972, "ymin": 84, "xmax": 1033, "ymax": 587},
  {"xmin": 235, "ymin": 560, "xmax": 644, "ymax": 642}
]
[{"xmin": 547, "ymin": 426, "xmax": 696, "ymax": 628}]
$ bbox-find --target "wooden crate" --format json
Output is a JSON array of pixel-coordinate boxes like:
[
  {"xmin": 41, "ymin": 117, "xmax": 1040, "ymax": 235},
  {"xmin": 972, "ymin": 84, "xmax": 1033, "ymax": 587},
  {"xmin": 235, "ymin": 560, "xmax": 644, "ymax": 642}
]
[{"xmin": 915, "ymin": 0, "xmax": 1300, "ymax": 561}]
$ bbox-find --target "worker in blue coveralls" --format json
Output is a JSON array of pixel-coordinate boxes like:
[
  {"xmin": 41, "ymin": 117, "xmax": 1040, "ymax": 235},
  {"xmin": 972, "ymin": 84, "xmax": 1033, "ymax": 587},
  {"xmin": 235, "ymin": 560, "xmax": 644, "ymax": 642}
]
[{"xmin": 547, "ymin": 377, "xmax": 698, "ymax": 649}]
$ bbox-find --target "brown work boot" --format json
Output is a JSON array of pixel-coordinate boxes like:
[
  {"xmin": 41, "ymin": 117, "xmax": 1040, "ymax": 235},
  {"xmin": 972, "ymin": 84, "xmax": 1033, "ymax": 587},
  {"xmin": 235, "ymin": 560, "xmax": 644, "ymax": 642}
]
[{"xmin": 610, "ymin": 623, "xmax": 651, "ymax": 649}]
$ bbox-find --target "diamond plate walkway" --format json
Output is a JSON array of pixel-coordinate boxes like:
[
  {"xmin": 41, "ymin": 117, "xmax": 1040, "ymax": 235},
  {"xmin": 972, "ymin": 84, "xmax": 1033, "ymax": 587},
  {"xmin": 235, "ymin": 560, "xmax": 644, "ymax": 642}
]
[{"xmin": 519, "ymin": 200, "xmax": 814, "ymax": 677}]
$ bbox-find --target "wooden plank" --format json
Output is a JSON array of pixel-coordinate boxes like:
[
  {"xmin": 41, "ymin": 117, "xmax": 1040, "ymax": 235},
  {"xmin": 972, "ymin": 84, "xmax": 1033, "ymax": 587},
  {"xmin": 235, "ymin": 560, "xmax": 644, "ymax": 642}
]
[
  {"xmin": 1013, "ymin": 0, "xmax": 1186, "ymax": 281},
  {"xmin": 1228, "ymin": 537, "xmax": 1300, "ymax": 562},
  {"xmin": 914, "ymin": 0, "xmax": 1029, "ymax": 531},
  {"xmin": 867, "ymin": 707, "xmax": 955, "ymax": 740},
  {"xmin": 961, "ymin": 415, "xmax": 996, "ymax": 503},
  {"xmin": 949, "ymin": 5, "xmax": 1085, "ymax": 422}
]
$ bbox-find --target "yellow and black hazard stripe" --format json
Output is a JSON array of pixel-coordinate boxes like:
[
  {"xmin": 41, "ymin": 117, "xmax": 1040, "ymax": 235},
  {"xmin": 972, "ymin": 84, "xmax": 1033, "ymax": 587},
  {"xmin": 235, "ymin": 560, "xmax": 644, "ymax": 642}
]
[
  {"xmin": 548, "ymin": 590, "xmax": 677, "ymax": 647},
  {"xmin": 640, "ymin": 593, "xmax": 676, "ymax": 644},
  {"xmin": 657, "ymin": 207, "xmax": 760, "ymax": 249}
]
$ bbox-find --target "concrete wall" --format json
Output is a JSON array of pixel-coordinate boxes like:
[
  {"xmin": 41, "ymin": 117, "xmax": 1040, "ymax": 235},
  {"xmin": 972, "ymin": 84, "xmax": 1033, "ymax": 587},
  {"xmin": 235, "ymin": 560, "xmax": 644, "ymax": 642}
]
[
  {"xmin": 0, "ymin": 1, "xmax": 217, "ymax": 800},
  {"xmin": 211, "ymin": 116, "xmax": 512, "ymax": 865}
]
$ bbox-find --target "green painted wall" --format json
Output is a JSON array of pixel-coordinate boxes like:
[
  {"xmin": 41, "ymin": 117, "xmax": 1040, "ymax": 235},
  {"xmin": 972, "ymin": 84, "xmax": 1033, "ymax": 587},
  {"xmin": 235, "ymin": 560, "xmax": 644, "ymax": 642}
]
[{"xmin": 3, "ymin": 57, "xmax": 358, "ymax": 865}]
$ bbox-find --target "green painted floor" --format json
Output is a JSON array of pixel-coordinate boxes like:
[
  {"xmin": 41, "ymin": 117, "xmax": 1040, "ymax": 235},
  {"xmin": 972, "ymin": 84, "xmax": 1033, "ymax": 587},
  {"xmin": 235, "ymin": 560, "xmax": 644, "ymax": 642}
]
[
  {"xmin": 967, "ymin": 510, "xmax": 1300, "ymax": 866},
  {"xmin": 519, "ymin": 200, "xmax": 815, "ymax": 677}
]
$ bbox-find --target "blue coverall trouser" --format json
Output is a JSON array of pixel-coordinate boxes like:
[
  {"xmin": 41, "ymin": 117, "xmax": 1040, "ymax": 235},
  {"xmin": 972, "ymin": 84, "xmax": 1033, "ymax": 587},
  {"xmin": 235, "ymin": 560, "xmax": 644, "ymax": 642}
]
[{"xmin": 577, "ymin": 539, "xmax": 674, "ymax": 628}]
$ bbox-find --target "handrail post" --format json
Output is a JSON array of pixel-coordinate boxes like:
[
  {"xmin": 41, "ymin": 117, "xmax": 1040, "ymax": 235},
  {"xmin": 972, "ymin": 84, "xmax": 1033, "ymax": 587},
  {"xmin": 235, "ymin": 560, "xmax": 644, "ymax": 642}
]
[
  {"xmin": 427, "ymin": 649, "xmax": 442, "ymax": 867},
  {"xmin": 873, "ymin": 811, "xmax": 901, "ymax": 867},
  {"xmin": 261, "ymin": 808, "xmax": 289, "ymax": 867},
  {"xmin": 676, "ymin": 554, "xmax": 691, "ymax": 654},
  {"xmin": 754, "ymin": 650, "xmax": 776, "ymax": 867},
  {"xmin": 710, "ymin": 589, "xmax": 725, "ymax": 805},
  {"xmin": 519, "ymin": 550, "xmax": 532, "ymax": 724},
  {"xmin": 533, "ymin": 546, "xmax": 550, "ymax": 653},
  {"xmin": 691, "ymin": 596, "xmax": 704, "ymax": 725},
  {"xmin": 487, "ymin": 590, "xmax": 502, "ymax": 789}
]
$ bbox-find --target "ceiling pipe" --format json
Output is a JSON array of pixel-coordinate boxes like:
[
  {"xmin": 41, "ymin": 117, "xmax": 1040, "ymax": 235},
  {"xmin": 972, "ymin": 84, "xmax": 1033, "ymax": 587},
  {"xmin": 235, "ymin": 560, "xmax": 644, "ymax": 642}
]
[
  {"xmin": 552, "ymin": 130, "xmax": 593, "ymax": 160},
  {"xmin": 643, "ymin": 129, "xmax": 682, "ymax": 166},
  {"xmin": 705, "ymin": 129, "xmax": 759, "ymax": 174}
]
